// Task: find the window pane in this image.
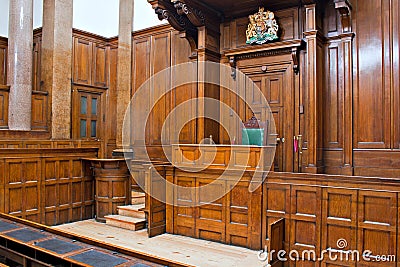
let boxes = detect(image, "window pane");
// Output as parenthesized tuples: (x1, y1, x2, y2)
(91, 98, 97, 115)
(91, 120, 97, 137)
(80, 96, 87, 115)
(80, 119, 87, 138)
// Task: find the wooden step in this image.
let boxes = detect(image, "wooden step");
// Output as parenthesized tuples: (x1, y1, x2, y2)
(131, 191, 145, 205)
(118, 204, 145, 219)
(105, 215, 146, 231)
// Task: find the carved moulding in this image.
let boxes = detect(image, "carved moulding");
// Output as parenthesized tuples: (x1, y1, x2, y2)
(225, 39, 305, 79)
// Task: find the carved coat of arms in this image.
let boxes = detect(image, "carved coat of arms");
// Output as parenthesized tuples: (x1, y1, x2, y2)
(246, 7, 279, 45)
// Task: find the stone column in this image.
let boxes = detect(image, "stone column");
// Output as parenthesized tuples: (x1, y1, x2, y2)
(116, 0, 134, 147)
(7, 0, 34, 130)
(41, 0, 73, 139)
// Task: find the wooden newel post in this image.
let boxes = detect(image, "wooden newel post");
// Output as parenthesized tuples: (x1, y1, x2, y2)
(85, 159, 131, 222)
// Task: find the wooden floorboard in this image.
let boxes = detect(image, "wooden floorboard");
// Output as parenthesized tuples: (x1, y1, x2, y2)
(53, 220, 262, 267)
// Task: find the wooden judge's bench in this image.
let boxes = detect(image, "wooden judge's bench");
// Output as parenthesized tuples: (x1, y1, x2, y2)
(139, 144, 275, 250)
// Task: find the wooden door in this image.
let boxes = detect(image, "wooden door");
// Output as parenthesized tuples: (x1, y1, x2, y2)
(145, 164, 167, 237)
(245, 63, 294, 172)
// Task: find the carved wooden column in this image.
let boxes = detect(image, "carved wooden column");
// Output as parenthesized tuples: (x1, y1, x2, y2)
(304, 4, 324, 173)
(7, 0, 34, 130)
(41, 0, 73, 138)
(116, 0, 134, 147)
(335, 0, 354, 175)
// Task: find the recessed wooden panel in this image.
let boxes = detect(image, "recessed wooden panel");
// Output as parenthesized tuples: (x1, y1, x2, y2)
(93, 44, 108, 87)
(266, 187, 287, 213)
(327, 193, 352, 219)
(296, 190, 317, 215)
(74, 39, 92, 85)
(0, 89, 9, 128)
(0, 44, 7, 85)
(354, 0, 391, 148)
(359, 193, 396, 226)
(133, 37, 150, 93)
(324, 43, 340, 147)
(171, 32, 196, 144)
(149, 32, 171, 145)
(32, 38, 41, 91)
(295, 220, 316, 246)
(266, 76, 283, 105)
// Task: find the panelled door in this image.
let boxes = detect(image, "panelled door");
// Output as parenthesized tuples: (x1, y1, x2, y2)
(240, 61, 295, 172)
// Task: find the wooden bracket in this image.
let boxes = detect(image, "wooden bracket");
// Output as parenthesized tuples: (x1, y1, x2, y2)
(291, 47, 300, 74)
(229, 56, 236, 79)
(334, 0, 352, 33)
(152, 0, 199, 56)
(172, 0, 205, 27)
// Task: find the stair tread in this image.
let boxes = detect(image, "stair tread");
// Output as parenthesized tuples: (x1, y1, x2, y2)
(105, 215, 146, 223)
(118, 204, 145, 211)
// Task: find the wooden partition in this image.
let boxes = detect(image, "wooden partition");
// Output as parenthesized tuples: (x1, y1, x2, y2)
(0, 148, 98, 226)
(264, 172, 400, 266)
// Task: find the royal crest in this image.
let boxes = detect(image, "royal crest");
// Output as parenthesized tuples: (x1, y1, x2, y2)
(246, 7, 279, 45)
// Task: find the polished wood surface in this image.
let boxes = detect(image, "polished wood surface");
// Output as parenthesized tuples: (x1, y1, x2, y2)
(172, 144, 275, 171)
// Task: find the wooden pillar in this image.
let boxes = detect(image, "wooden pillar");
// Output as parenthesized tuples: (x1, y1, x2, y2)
(335, 0, 354, 175)
(41, 0, 73, 139)
(196, 26, 221, 143)
(7, 0, 33, 130)
(304, 4, 324, 173)
(116, 0, 134, 147)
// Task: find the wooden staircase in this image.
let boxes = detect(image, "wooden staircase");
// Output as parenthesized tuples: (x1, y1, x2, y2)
(105, 190, 147, 231)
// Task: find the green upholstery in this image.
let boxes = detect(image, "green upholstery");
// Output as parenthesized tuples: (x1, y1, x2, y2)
(242, 128, 264, 146)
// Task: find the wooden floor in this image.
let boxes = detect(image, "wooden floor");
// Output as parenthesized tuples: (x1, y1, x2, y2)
(54, 220, 262, 267)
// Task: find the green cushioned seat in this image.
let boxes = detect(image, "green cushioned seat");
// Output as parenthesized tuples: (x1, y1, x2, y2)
(242, 128, 264, 146)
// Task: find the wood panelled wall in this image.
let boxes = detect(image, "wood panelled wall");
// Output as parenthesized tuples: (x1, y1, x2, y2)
(132, 25, 196, 160)
(0, 148, 97, 225)
(0, 30, 118, 157)
(71, 30, 118, 157)
(322, 0, 400, 177)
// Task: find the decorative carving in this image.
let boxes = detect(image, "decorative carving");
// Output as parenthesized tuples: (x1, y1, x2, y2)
(155, 7, 186, 31)
(334, 0, 352, 33)
(150, 0, 199, 55)
(236, 48, 292, 61)
(244, 115, 261, 129)
(291, 47, 299, 74)
(246, 8, 279, 45)
(172, 0, 205, 27)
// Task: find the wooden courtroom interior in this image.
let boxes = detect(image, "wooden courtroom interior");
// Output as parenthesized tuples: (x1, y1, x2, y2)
(0, 0, 400, 266)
